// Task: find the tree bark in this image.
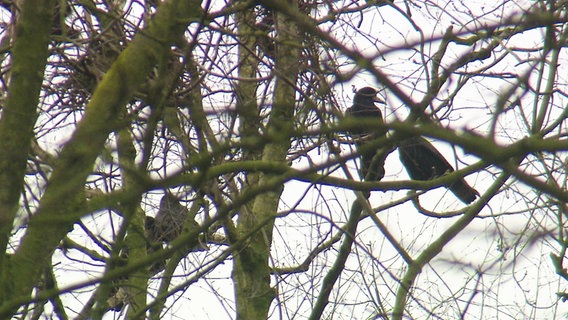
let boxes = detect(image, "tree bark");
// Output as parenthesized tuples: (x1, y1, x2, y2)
(232, 2, 302, 319)
(0, 0, 55, 304)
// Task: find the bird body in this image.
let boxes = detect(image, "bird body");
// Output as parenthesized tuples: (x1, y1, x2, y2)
(345, 87, 387, 181)
(110, 193, 190, 312)
(147, 193, 195, 243)
(398, 136, 479, 204)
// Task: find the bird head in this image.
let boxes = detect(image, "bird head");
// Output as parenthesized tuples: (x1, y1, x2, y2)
(354, 87, 385, 106)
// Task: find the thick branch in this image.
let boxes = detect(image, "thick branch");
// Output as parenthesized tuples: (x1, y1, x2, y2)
(391, 170, 510, 319)
(0, 0, 55, 281)
(308, 197, 364, 320)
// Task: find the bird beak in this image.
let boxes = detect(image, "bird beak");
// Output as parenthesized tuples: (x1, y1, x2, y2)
(374, 96, 386, 104)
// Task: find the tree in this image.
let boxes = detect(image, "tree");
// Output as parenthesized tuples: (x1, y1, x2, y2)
(1, 0, 567, 319)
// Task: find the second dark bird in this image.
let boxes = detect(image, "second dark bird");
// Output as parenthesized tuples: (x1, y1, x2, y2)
(398, 136, 479, 204)
(345, 87, 388, 181)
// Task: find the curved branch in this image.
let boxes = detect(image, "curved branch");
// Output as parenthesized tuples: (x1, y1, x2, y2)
(308, 196, 365, 320)
(391, 170, 511, 319)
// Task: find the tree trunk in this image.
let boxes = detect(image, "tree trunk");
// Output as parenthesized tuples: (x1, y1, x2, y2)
(0, 0, 55, 305)
(232, 2, 301, 318)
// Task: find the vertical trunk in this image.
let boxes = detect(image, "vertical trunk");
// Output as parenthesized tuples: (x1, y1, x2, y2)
(232, 6, 266, 318)
(233, 2, 301, 319)
(117, 129, 149, 320)
(0, 0, 54, 305)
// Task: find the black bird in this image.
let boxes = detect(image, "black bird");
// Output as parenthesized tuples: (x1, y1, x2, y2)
(345, 87, 388, 181)
(398, 136, 479, 204)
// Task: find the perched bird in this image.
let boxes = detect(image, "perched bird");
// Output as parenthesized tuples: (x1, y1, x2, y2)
(398, 136, 479, 204)
(345, 87, 388, 181)
(147, 193, 193, 243)
(109, 194, 199, 312)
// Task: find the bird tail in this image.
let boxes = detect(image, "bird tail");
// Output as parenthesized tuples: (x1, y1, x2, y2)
(448, 179, 479, 204)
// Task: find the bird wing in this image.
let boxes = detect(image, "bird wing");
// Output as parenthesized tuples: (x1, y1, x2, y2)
(399, 137, 453, 180)
(399, 136, 479, 204)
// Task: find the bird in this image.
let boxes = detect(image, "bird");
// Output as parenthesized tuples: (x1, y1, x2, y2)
(345, 87, 388, 181)
(109, 194, 199, 312)
(398, 136, 479, 204)
(146, 193, 194, 243)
